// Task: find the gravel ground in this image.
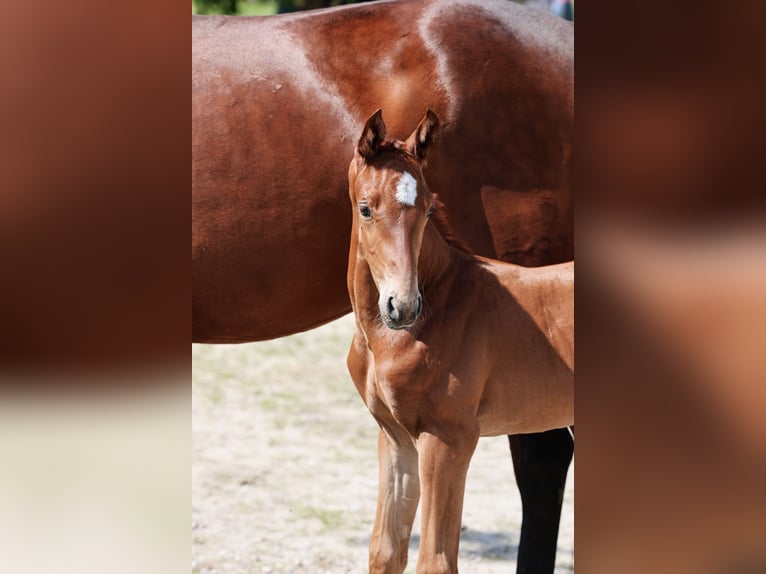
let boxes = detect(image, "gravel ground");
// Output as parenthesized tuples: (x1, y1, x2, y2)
(192, 314, 573, 573)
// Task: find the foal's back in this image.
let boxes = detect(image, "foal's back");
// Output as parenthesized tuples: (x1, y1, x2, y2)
(493, 260, 574, 369)
(466, 258, 574, 436)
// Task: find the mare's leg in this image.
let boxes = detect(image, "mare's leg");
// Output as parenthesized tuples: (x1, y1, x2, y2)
(369, 424, 420, 574)
(415, 427, 479, 574)
(509, 429, 573, 574)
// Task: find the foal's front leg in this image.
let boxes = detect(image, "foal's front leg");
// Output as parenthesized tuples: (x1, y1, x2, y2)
(415, 426, 479, 574)
(369, 424, 420, 574)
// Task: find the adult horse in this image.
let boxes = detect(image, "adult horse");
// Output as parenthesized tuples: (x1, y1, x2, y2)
(192, 1, 573, 571)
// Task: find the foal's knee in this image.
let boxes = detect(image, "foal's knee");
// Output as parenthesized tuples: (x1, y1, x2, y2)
(369, 538, 409, 574)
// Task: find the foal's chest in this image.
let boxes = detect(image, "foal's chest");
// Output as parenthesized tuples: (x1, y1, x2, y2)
(362, 339, 438, 430)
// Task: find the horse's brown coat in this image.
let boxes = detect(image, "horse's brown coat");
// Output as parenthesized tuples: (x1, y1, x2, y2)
(346, 111, 573, 574)
(192, 0, 573, 342)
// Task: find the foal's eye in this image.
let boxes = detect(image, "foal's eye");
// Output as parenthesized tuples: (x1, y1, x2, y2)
(427, 204, 435, 217)
(359, 204, 372, 220)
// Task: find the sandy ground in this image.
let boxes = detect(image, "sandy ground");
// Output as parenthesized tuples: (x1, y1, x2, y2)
(193, 314, 573, 573)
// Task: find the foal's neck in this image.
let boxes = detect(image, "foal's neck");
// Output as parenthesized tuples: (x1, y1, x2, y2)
(418, 221, 466, 292)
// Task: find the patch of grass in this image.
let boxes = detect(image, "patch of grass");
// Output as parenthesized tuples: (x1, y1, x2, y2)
(204, 384, 225, 405)
(239, 1, 278, 15)
(293, 504, 345, 529)
(192, 0, 277, 15)
(258, 397, 282, 413)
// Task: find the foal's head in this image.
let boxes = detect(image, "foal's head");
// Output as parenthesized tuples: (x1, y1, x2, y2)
(348, 109, 439, 330)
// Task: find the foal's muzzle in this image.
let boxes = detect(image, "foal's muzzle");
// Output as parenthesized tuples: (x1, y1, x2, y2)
(381, 291, 422, 330)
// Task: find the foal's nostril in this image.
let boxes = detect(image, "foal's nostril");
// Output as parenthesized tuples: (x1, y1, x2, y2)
(416, 295, 422, 316)
(387, 296, 398, 320)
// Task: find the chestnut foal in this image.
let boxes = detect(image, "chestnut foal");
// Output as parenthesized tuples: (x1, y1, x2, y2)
(346, 110, 574, 574)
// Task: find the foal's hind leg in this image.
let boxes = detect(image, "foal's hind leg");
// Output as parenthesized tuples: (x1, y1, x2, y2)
(369, 424, 420, 574)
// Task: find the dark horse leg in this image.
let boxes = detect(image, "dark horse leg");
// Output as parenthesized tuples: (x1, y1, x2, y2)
(510, 428, 573, 574)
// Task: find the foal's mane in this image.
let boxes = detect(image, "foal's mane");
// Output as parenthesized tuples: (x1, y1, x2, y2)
(429, 195, 473, 254)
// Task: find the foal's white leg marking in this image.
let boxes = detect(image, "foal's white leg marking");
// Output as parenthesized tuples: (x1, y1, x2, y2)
(395, 172, 418, 206)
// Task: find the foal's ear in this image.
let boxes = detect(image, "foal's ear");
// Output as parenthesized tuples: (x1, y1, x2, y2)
(357, 109, 388, 160)
(406, 109, 439, 161)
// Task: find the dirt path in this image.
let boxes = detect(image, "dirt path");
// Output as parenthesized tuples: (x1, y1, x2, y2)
(193, 314, 573, 573)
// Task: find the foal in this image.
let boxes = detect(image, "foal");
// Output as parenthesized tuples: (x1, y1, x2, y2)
(346, 110, 573, 574)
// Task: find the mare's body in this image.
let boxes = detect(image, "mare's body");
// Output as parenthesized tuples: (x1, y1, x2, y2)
(192, 3, 573, 571)
(346, 111, 574, 573)
(192, 0, 573, 342)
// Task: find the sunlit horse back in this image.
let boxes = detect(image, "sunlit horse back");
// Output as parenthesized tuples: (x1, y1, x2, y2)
(346, 110, 574, 574)
(192, 0, 572, 342)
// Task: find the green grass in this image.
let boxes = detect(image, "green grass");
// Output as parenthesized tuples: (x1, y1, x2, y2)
(239, 0, 277, 15)
(293, 504, 345, 529)
(192, 0, 277, 15)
